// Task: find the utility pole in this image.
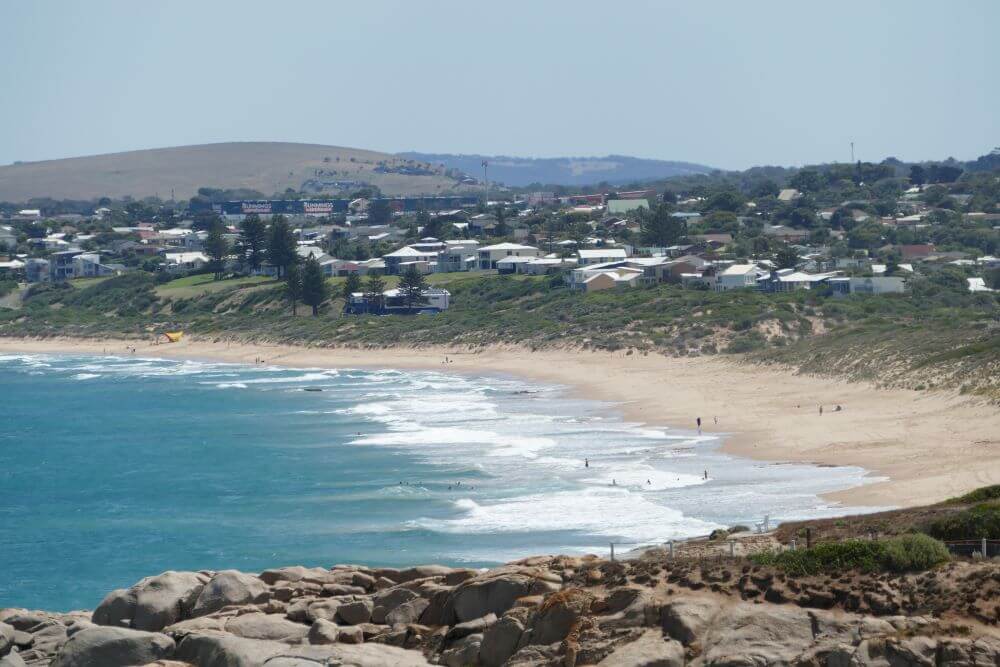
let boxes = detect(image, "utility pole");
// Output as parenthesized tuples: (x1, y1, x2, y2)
(482, 160, 489, 206)
(850, 142, 855, 163)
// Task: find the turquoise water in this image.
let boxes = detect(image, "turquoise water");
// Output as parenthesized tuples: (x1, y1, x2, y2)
(0, 353, 880, 611)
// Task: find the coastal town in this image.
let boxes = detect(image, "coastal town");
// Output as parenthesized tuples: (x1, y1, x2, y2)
(2, 152, 999, 316)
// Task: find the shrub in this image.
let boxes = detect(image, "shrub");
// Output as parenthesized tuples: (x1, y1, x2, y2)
(751, 540, 885, 576)
(927, 504, 1000, 540)
(881, 534, 950, 572)
(751, 535, 949, 576)
(951, 485, 1000, 505)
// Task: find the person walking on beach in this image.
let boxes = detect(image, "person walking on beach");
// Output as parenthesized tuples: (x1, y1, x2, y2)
(819, 405, 823, 416)
(584, 458, 589, 468)
(703, 469, 708, 480)
(696, 416, 702, 434)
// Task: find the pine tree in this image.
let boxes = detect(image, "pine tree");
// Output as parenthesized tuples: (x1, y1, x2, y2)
(266, 215, 298, 278)
(343, 272, 362, 303)
(285, 263, 303, 315)
(301, 256, 329, 316)
(204, 221, 229, 280)
(398, 264, 428, 309)
(363, 273, 386, 314)
(238, 214, 267, 274)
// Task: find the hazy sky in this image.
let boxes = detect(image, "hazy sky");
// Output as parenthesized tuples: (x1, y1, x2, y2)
(1, 1, 997, 170)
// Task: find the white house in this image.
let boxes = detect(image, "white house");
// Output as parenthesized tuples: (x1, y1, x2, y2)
(383, 246, 440, 274)
(577, 248, 628, 266)
(163, 251, 209, 273)
(829, 276, 907, 295)
(716, 264, 767, 291)
(967, 277, 995, 293)
(477, 243, 542, 270)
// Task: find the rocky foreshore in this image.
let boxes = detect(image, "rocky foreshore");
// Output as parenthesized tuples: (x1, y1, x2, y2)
(4, 554, 1000, 667)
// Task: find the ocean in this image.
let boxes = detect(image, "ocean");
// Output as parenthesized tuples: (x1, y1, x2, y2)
(0, 353, 880, 611)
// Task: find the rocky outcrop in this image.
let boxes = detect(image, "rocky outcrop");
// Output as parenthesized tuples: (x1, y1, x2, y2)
(8, 555, 1000, 666)
(50, 626, 174, 667)
(92, 571, 209, 631)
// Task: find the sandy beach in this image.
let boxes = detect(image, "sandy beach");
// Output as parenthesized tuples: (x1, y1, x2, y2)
(3, 335, 998, 509)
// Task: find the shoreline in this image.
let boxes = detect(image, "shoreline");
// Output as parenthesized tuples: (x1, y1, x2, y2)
(2, 335, 999, 508)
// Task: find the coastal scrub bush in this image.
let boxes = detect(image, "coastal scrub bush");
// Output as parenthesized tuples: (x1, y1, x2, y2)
(751, 540, 885, 576)
(927, 504, 1000, 540)
(951, 485, 1000, 504)
(751, 535, 950, 576)
(881, 534, 951, 572)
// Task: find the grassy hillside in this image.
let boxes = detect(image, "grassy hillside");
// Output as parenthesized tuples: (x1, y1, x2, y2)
(0, 142, 474, 200)
(3, 271, 998, 400)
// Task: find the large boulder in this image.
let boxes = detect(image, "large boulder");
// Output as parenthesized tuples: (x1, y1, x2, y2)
(93, 571, 208, 631)
(479, 614, 525, 667)
(659, 596, 720, 645)
(223, 613, 309, 643)
(306, 618, 340, 645)
(697, 603, 822, 665)
(175, 631, 430, 667)
(371, 588, 421, 625)
(385, 599, 430, 627)
(442, 566, 561, 625)
(336, 599, 373, 625)
(0, 650, 26, 667)
(528, 589, 593, 646)
(50, 626, 174, 667)
(257, 566, 329, 586)
(0, 622, 13, 657)
(595, 629, 684, 667)
(191, 571, 269, 618)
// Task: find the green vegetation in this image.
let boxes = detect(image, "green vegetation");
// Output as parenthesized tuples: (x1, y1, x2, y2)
(950, 485, 1000, 505)
(752, 534, 950, 575)
(3, 267, 997, 399)
(928, 504, 1000, 540)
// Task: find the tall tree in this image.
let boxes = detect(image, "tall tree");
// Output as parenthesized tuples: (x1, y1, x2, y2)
(398, 264, 428, 309)
(204, 221, 229, 280)
(368, 199, 393, 225)
(494, 204, 509, 237)
(638, 204, 686, 246)
(363, 273, 386, 314)
(266, 215, 298, 278)
(285, 263, 302, 315)
(300, 255, 329, 316)
(238, 214, 267, 274)
(342, 272, 362, 304)
(774, 244, 799, 269)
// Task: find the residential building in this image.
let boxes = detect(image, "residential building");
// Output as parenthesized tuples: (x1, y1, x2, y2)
(715, 264, 767, 291)
(762, 225, 810, 243)
(346, 287, 451, 314)
(0, 258, 25, 279)
(477, 243, 542, 270)
(967, 278, 995, 293)
(163, 252, 209, 274)
(383, 246, 440, 274)
(606, 199, 649, 215)
(25, 258, 51, 283)
(829, 276, 907, 295)
(777, 188, 801, 202)
(518, 257, 578, 275)
(577, 248, 627, 266)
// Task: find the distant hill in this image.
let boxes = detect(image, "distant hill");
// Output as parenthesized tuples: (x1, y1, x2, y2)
(398, 152, 713, 188)
(0, 142, 474, 201)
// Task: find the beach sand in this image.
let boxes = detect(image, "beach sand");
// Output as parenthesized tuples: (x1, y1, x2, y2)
(3, 336, 998, 509)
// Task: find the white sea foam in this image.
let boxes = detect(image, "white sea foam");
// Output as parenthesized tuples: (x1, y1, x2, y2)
(413, 488, 720, 543)
(72, 373, 101, 380)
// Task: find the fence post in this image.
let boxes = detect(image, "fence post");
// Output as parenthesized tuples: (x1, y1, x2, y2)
(790, 538, 796, 551)
(610, 543, 615, 562)
(983, 538, 988, 559)
(806, 528, 812, 550)
(729, 539, 735, 557)
(669, 540, 674, 558)
(764, 514, 770, 532)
